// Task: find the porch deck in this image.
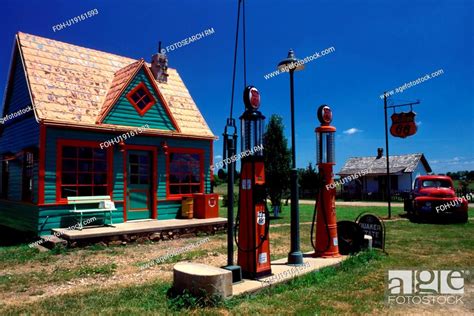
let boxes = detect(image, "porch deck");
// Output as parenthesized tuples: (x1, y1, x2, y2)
(52, 217, 227, 241)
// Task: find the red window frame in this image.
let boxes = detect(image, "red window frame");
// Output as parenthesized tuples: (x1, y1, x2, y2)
(56, 140, 113, 203)
(166, 148, 205, 199)
(126, 82, 156, 116)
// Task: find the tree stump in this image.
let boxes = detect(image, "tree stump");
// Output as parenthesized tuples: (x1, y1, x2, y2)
(173, 262, 232, 298)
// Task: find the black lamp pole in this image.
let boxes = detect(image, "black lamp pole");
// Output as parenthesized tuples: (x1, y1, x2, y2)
(383, 93, 392, 219)
(278, 49, 304, 265)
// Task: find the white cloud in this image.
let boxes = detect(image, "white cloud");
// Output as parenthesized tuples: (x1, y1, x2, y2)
(416, 121, 422, 126)
(430, 157, 469, 165)
(214, 155, 222, 160)
(343, 128, 362, 135)
(430, 157, 474, 173)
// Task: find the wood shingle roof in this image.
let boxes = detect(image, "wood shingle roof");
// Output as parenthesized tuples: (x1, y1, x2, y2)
(15, 32, 215, 138)
(338, 153, 432, 176)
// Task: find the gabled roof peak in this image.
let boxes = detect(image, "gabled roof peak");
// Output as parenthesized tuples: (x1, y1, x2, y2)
(13, 32, 214, 138)
(97, 59, 179, 131)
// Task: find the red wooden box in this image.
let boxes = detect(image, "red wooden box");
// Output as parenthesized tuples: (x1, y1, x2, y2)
(193, 193, 219, 219)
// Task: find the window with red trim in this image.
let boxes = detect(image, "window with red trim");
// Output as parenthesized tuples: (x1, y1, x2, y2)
(168, 153, 202, 195)
(126, 82, 156, 116)
(60, 146, 108, 198)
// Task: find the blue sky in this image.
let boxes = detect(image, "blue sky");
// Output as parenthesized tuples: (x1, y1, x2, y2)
(0, 0, 473, 173)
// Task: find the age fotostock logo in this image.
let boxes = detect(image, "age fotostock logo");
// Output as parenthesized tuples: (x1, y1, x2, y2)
(387, 269, 468, 305)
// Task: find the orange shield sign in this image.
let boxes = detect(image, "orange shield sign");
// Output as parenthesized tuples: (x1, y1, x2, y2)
(390, 111, 417, 138)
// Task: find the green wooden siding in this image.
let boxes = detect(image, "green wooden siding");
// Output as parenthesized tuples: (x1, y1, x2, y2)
(0, 200, 38, 233)
(41, 127, 211, 230)
(103, 69, 176, 131)
(38, 204, 124, 236)
(7, 160, 22, 201)
(0, 115, 38, 155)
(0, 159, 38, 203)
(0, 52, 40, 234)
(158, 200, 182, 220)
(1, 51, 32, 116)
(0, 53, 39, 155)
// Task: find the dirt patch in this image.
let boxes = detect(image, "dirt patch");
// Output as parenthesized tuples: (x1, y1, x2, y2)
(0, 234, 230, 307)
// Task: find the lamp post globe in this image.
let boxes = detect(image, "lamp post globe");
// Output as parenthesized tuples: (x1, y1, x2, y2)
(277, 49, 305, 73)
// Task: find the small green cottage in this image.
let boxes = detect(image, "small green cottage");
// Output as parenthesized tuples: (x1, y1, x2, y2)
(0, 32, 216, 235)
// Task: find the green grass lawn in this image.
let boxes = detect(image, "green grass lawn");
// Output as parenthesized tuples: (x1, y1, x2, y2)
(0, 205, 472, 315)
(213, 183, 239, 196)
(219, 203, 405, 224)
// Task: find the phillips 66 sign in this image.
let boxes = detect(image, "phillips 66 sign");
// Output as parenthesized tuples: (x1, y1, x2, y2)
(390, 111, 417, 138)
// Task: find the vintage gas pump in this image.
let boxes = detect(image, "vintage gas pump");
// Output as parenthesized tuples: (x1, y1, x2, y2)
(312, 105, 341, 258)
(235, 86, 272, 279)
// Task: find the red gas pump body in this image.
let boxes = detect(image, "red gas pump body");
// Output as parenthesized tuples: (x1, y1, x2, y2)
(314, 163, 341, 257)
(237, 86, 271, 279)
(313, 106, 341, 258)
(238, 156, 272, 278)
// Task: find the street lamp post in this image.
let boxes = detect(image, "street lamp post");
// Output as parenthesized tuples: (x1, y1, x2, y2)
(278, 49, 304, 265)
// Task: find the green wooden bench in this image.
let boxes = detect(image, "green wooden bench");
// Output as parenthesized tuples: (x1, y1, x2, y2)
(67, 196, 117, 230)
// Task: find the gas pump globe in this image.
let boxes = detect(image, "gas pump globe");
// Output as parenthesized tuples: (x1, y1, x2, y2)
(240, 87, 264, 154)
(236, 86, 272, 279)
(313, 105, 341, 258)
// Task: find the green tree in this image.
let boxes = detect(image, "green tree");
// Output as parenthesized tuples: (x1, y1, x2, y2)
(299, 162, 319, 198)
(263, 115, 291, 213)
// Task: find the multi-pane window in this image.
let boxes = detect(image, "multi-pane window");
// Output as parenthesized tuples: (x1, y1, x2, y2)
(129, 153, 150, 185)
(22, 152, 34, 202)
(126, 82, 156, 115)
(168, 152, 202, 195)
(60, 146, 108, 199)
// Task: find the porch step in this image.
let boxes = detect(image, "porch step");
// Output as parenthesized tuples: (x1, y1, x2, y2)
(32, 244, 50, 252)
(40, 235, 68, 249)
(52, 218, 227, 247)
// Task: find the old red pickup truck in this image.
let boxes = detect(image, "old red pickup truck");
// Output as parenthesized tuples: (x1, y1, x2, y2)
(404, 175, 469, 223)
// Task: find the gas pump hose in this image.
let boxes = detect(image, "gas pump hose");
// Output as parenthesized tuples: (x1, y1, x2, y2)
(234, 180, 270, 252)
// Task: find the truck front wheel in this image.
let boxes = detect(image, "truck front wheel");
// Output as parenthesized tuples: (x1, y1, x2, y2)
(459, 212, 468, 223)
(404, 199, 414, 218)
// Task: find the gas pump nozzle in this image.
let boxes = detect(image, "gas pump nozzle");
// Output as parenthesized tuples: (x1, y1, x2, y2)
(222, 118, 237, 170)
